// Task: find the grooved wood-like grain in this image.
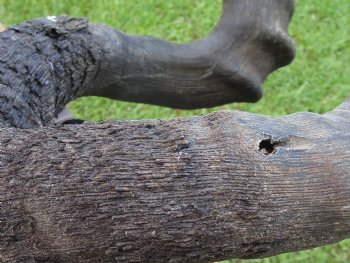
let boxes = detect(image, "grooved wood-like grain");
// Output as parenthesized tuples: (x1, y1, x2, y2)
(1, 105, 350, 262)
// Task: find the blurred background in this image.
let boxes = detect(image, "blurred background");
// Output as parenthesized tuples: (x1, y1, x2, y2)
(0, 0, 350, 262)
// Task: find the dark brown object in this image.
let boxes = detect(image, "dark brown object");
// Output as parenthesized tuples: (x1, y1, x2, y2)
(1, 99, 350, 262)
(0, 0, 295, 128)
(3, 0, 347, 262)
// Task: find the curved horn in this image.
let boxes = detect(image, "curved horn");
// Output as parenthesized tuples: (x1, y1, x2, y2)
(88, 0, 295, 108)
(0, 0, 295, 128)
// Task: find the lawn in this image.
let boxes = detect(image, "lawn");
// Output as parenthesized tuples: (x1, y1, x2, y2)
(1, 0, 349, 262)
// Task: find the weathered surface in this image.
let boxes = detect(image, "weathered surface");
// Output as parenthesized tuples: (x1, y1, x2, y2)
(88, 0, 295, 108)
(0, 17, 101, 128)
(0, 0, 295, 128)
(3, 0, 348, 262)
(1, 98, 350, 262)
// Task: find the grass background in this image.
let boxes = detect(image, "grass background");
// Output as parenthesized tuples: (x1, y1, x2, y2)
(0, 0, 349, 262)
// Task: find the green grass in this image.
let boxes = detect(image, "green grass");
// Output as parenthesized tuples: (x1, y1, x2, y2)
(1, 0, 350, 262)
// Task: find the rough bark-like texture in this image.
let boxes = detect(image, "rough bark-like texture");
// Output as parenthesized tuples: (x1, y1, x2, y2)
(0, 0, 295, 128)
(0, 17, 101, 128)
(1, 98, 350, 262)
(2, 0, 346, 262)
